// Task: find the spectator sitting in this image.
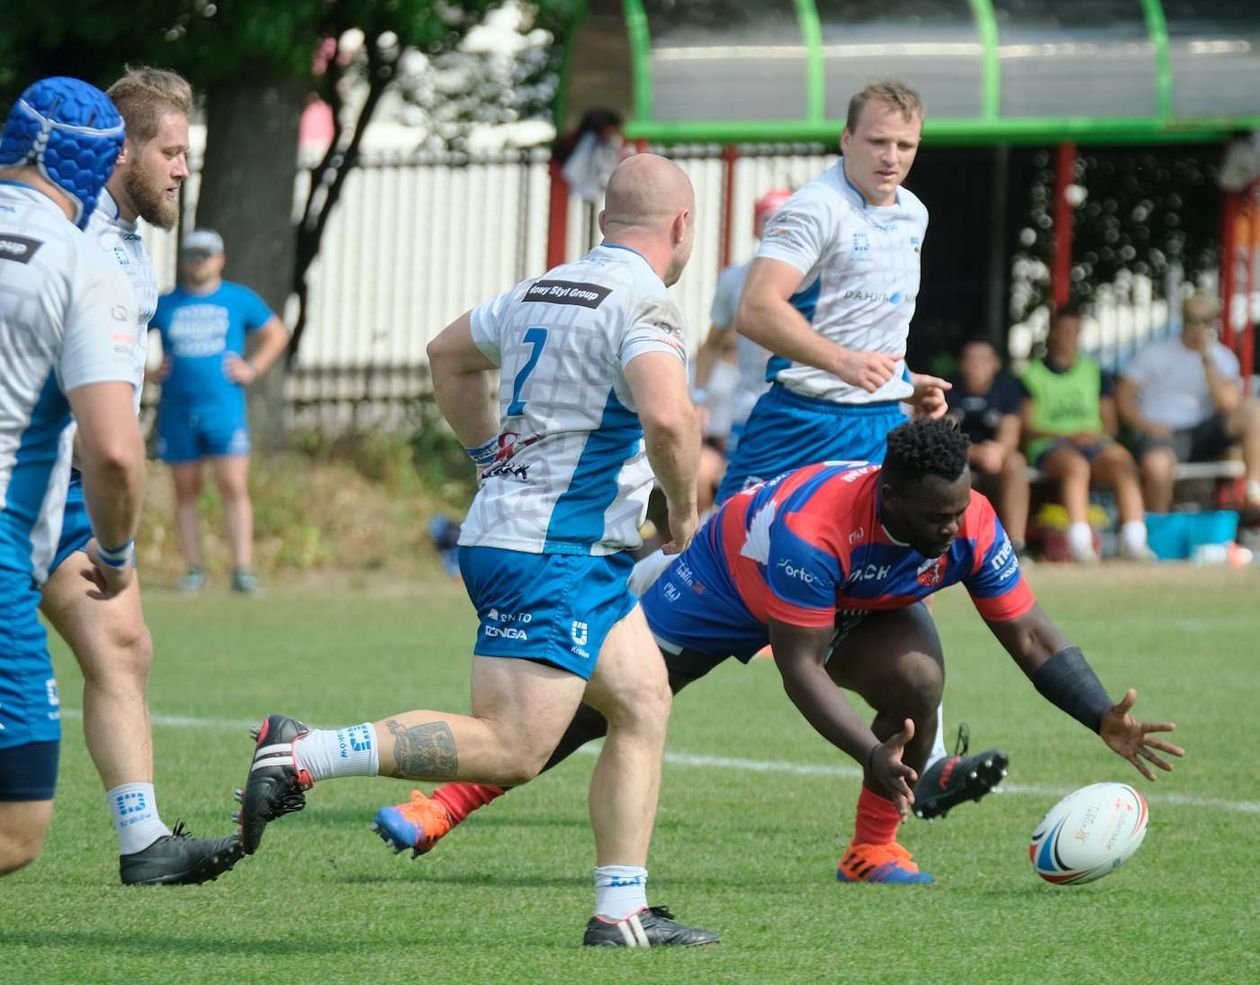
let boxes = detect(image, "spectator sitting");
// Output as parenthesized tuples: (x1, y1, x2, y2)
(1115, 291, 1260, 513)
(945, 337, 1030, 556)
(1019, 305, 1153, 563)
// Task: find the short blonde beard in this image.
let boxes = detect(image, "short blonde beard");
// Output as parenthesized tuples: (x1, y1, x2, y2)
(123, 159, 178, 230)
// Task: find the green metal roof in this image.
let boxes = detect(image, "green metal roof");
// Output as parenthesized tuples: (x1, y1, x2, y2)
(560, 0, 1260, 145)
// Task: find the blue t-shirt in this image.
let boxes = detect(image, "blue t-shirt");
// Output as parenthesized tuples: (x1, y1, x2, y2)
(150, 282, 273, 415)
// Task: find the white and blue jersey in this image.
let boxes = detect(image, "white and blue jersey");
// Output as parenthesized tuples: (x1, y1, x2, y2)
(0, 182, 138, 582)
(716, 161, 927, 503)
(51, 191, 159, 572)
(459, 244, 688, 557)
(0, 181, 137, 755)
(457, 244, 688, 678)
(87, 190, 157, 400)
(754, 158, 927, 404)
(709, 260, 771, 432)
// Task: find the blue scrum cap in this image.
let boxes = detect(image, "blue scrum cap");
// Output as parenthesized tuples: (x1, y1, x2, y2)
(0, 77, 126, 229)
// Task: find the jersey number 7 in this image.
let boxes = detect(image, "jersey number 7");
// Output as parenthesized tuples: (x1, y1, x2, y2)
(506, 326, 548, 417)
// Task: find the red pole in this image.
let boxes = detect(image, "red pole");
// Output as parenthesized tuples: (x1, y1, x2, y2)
(1051, 142, 1077, 311)
(1221, 187, 1239, 349)
(720, 144, 738, 270)
(1242, 189, 1256, 382)
(546, 158, 569, 271)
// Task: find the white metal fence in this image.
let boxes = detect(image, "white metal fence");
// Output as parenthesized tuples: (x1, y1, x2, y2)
(142, 144, 1253, 429)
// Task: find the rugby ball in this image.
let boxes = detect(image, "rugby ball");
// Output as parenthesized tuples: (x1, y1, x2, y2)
(1029, 782, 1148, 885)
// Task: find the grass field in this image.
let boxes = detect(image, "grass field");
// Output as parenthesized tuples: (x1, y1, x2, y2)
(5, 564, 1258, 985)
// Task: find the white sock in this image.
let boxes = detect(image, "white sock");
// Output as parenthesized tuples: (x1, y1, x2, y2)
(925, 700, 948, 771)
(295, 724, 380, 782)
(594, 865, 648, 920)
(1068, 522, 1095, 556)
(1120, 521, 1148, 553)
(107, 782, 171, 855)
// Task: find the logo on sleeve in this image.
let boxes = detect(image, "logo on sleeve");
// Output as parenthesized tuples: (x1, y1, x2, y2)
(523, 279, 611, 309)
(0, 234, 42, 264)
(916, 555, 947, 588)
(776, 558, 818, 585)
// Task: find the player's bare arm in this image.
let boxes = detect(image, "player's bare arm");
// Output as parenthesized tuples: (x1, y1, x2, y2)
(768, 618, 917, 816)
(736, 257, 899, 392)
(427, 310, 500, 449)
(67, 380, 146, 595)
(625, 350, 701, 553)
(985, 605, 1184, 780)
(227, 314, 290, 384)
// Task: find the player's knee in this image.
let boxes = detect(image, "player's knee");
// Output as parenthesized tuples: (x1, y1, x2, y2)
(107, 618, 152, 673)
(0, 822, 48, 876)
(496, 763, 540, 787)
(892, 652, 944, 716)
(602, 666, 672, 733)
(496, 749, 552, 787)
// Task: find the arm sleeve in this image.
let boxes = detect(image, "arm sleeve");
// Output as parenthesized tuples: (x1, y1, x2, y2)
(996, 374, 1024, 415)
(60, 262, 140, 393)
(754, 193, 835, 277)
(1119, 346, 1154, 387)
(240, 286, 277, 331)
(961, 499, 1036, 621)
(1212, 344, 1242, 381)
(149, 293, 169, 332)
(620, 294, 688, 370)
(468, 290, 510, 366)
(761, 512, 843, 629)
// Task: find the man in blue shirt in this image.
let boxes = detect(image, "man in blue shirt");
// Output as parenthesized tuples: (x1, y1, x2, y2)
(149, 229, 290, 594)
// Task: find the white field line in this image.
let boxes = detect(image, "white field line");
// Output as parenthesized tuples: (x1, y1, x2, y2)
(60, 708, 1260, 816)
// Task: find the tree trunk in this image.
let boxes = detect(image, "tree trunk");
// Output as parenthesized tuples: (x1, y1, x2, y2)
(198, 68, 306, 453)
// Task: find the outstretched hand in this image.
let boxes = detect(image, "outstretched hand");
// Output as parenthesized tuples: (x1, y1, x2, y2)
(866, 718, 919, 819)
(1099, 688, 1185, 781)
(909, 372, 952, 419)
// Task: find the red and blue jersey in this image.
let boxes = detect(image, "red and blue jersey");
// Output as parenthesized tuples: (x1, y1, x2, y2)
(642, 461, 1035, 660)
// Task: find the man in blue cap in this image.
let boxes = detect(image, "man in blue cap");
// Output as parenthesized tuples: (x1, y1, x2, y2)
(0, 77, 146, 877)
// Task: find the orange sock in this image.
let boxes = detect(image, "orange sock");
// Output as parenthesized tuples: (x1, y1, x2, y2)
(432, 783, 505, 824)
(853, 785, 901, 845)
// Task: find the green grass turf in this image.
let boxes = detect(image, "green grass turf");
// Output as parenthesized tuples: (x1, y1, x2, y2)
(5, 565, 1257, 984)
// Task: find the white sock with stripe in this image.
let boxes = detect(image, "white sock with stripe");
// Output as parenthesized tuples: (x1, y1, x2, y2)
(291, 724, 380, 781)
(107, 782, 171, 856)
(594, 865, 648, 921)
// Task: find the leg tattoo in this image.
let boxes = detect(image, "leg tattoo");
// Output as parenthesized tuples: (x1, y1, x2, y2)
(384, 719, 458, 779)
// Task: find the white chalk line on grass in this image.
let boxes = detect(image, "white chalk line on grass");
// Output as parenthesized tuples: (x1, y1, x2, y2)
(59, 708, 1260, 816)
